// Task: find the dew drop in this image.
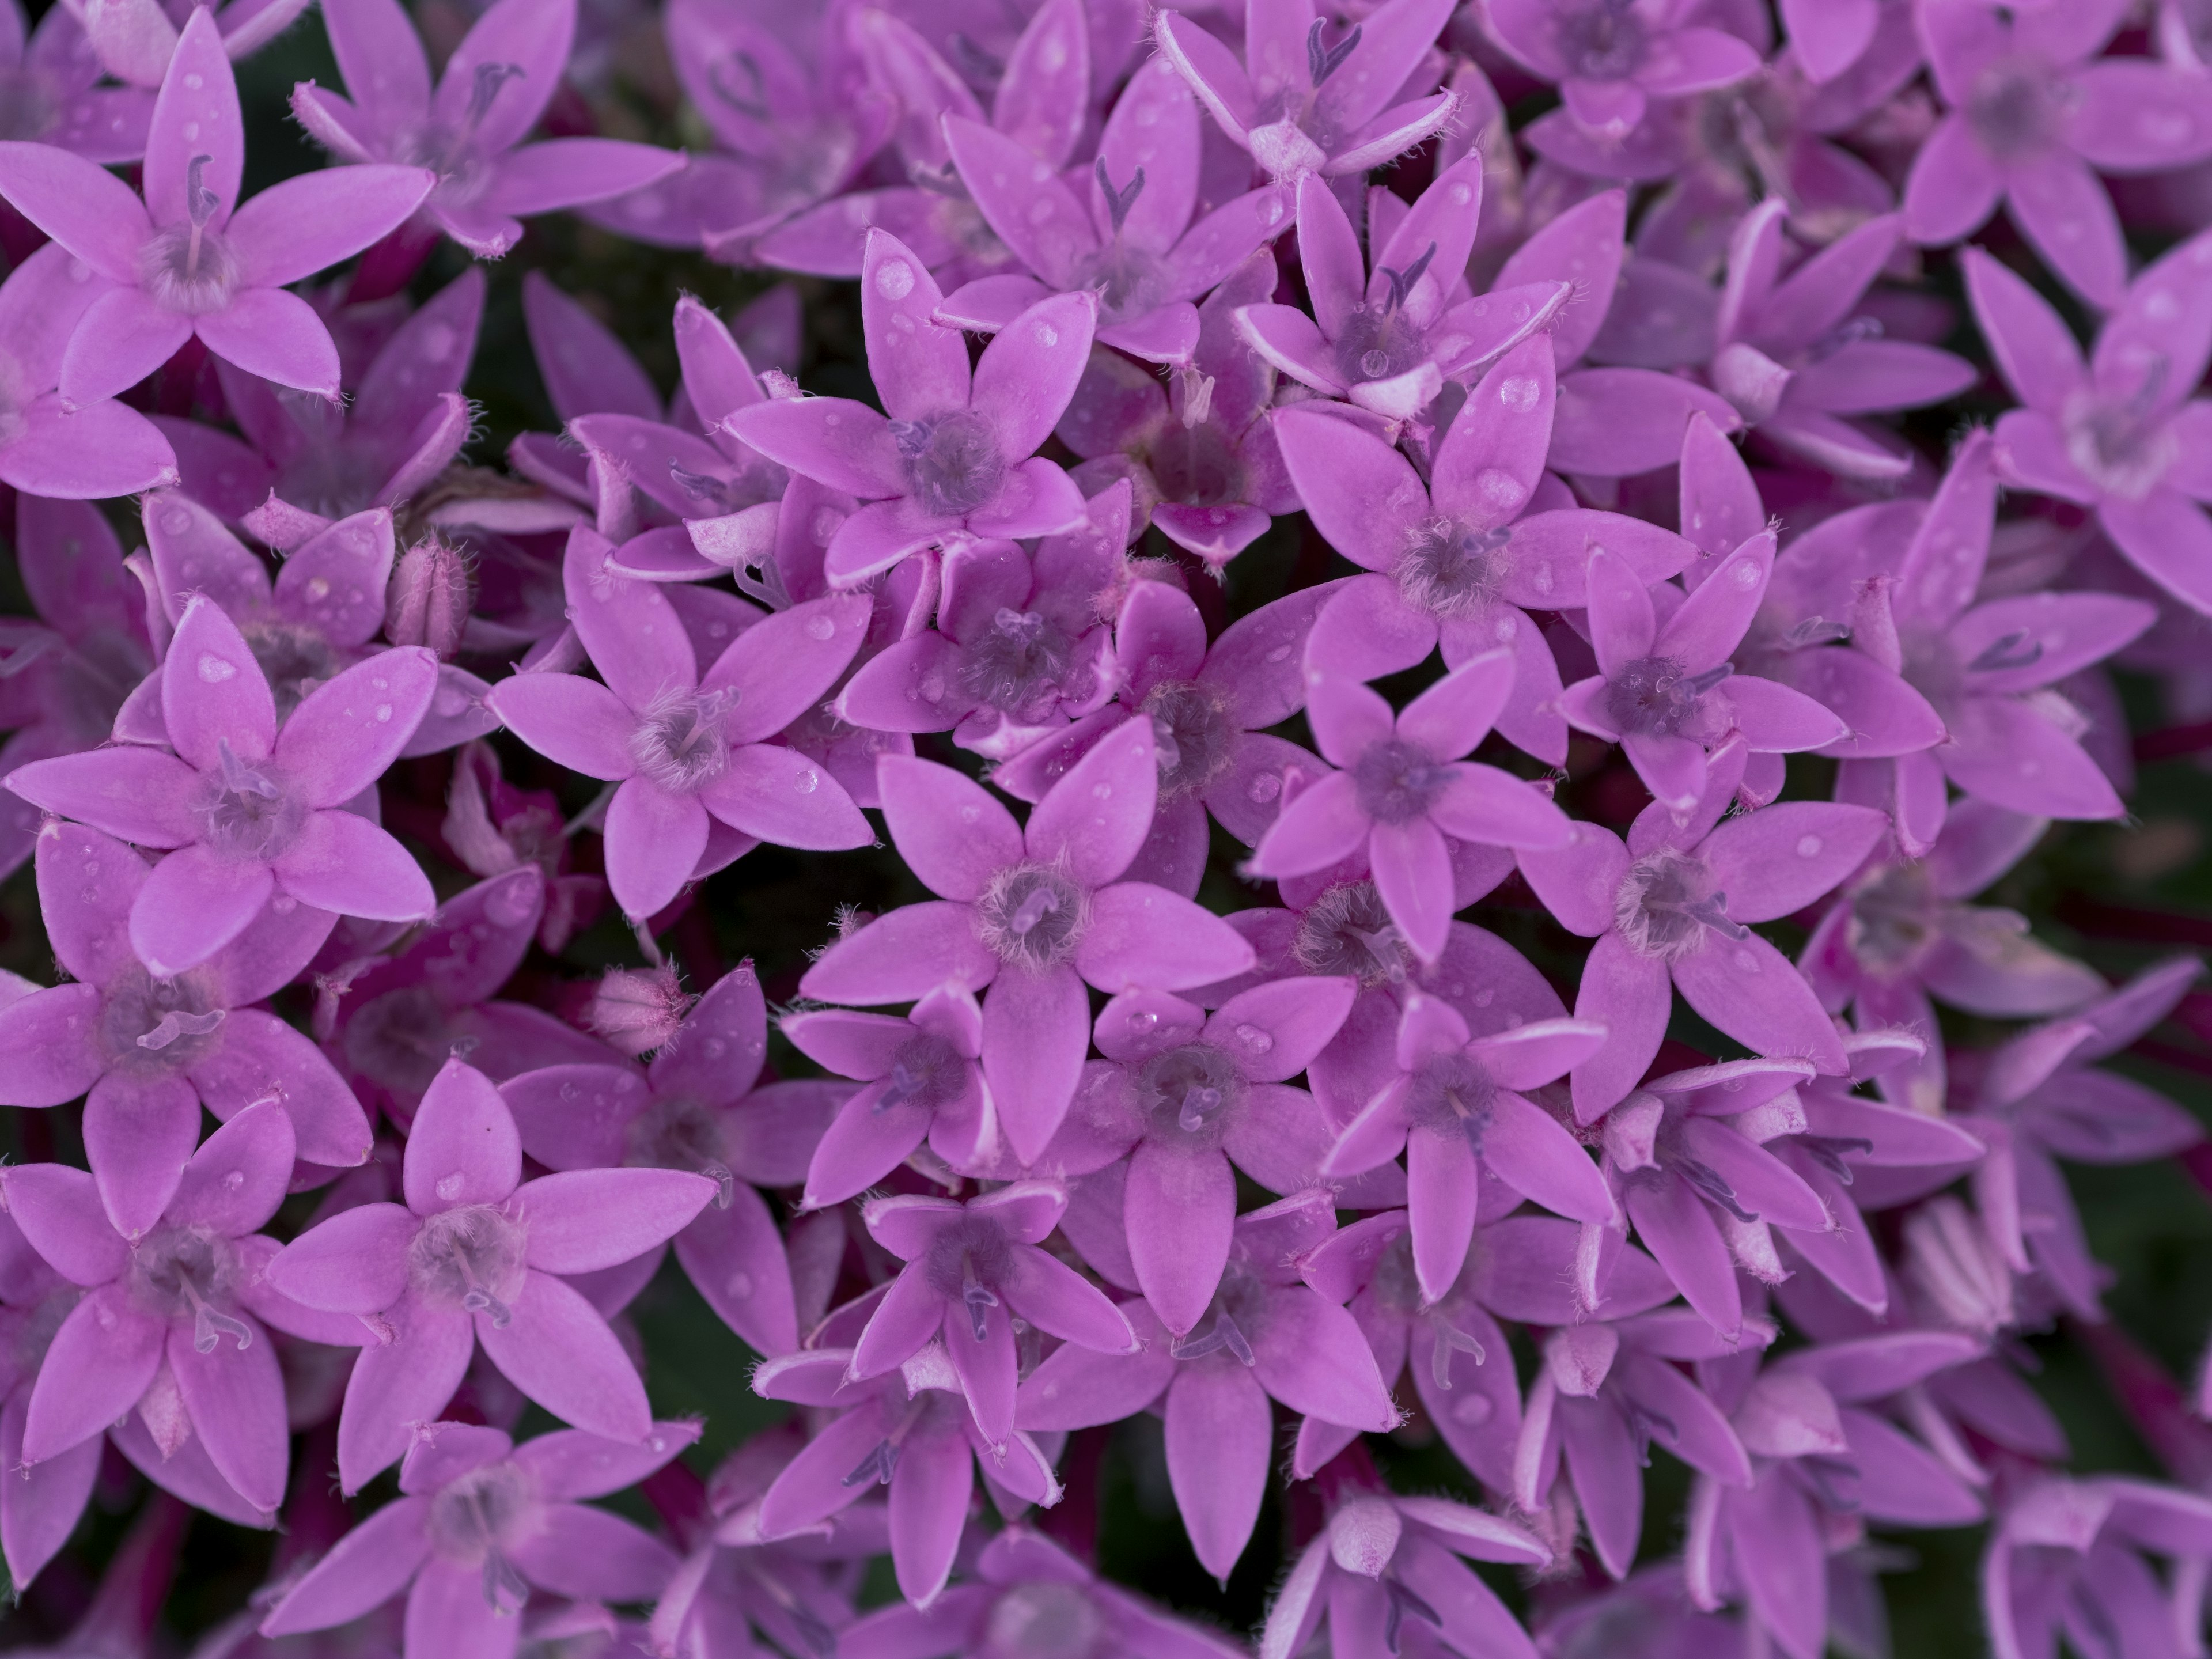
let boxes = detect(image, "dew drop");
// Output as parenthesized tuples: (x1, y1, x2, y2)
(873, 259, 915, 300)
(1036, 320, 1059, 347)
(1234, 1023, 1274, 1054)
(435, 1173, 464, 1201)
(1795, 835, 1822, 858)
(1265, 644, 1291, 664)
(794, 768, 819, 794)
(1452, 1392, 1493, 1425)
(726, 1272, 754, 1299)
(1248, 773, 1282, 804)
(197, 653, 236, 683)
(805, 613, 836, 641)
(374, 704, 393, 722)
(1498, 376, 1540, 411)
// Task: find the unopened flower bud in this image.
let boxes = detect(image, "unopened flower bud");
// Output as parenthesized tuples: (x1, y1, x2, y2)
(386, 535, 473, 660)
(584, 964, 696, 1059)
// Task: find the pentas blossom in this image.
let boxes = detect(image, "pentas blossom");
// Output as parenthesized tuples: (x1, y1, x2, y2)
(1982, 1478, 2212, 1659)
(1972, 231, 2212, 616)
(264, 1056, 717, 1490)
(294, 0, 685, 260)
(0, 0, 154, 163)
(728, 231, 1095, 585)
(5, 596, 439, 976)
(0, 9, 433, 401)
(1484, 0, 1763, 142)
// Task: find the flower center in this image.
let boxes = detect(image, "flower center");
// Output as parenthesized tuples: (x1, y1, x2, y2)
(243, 620, 351, 722)
(1141, 680, 1239, 799)
(411, 61, 525, 195)
(1169, 1267, 1267, 1359)
(277, 443, 392, 525)
(1134, 1043, 1245, 1147)
(891, 410, 1006, 520)
(923, 1217, 1016, 1342)
(1615, 847, 1743, 960)
(625, 1094, 736, 1209)
(982, 1582, 1108, 1659)
(1556, 0, 1647, 79)
(1334, 243, 1437, 384)
(427, 1461, 537, 1614)
(192, 740, 307, 862)
(1843, 863, 1938, 976)
(99, 965, 226, 1075)
(1404, 1050, 1496, 1142)
(628, 686, 738, 794)
(956, 607, 1092, 724)
(1147, 417, 1241, 508)
(1604, 655, 1733, 738)
(128, 1226, 253, 1351)
(137, 153, 238, 314)
(1294, 881, 1412, 987)
(1351, 737, 1451, 825)
(1399, 517, 1511, 620)
(1966, 58, 2066, 160)
(343, 985, 457, 1100)
(2061, 367, 2176, 502)
(407, 1203, 528, 1327)
(876, 1033, 967, 1116)
(975, 863, 1088, 971)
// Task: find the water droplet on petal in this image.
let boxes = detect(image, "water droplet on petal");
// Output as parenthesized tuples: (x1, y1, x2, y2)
(805, 613, 836, 641)
(1796, 835, 1822, 857)
(1234, 1023, 1273, 1054)
(873, 259, 915, 300)
(435, 1173, 464, 1201)
(197, 653, 236, 683)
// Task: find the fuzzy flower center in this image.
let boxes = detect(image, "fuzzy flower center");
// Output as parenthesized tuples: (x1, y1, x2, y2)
(193, 740, 306, 863)
(2061, 365, 2177, 502)
(129, 1226, 254, 1351)
(1351, 737, 1451, 825)
(243, 620, 350, 721)
(1075, 165, 1168, 323)
(1965, 58, 2067, 161)
(410, 61, 526, 201)
(981, 1582, 1108, 1659)
(1844, 863, 1938, 976)
(891, 410, 1006, 519)
(343, 985, 457, 1100)
(1334, 243, 1437, 384)
(975, 862, 1088, 971)
(137, 154, 237, 314)
(1399, 517, 1511, 620)
(1135, 1043, 1245, 1148)
(1169, 1265, 1267, 1358)
(1604, 655, 1733, 738)
(876, 1033, 968, 1116)
(427, 1461, 537, 1614)
(628, 685, 738, 794)
(1404, 1050, 1497, 1143)
(923, 1216, 1016, 1342)
(100, 964, 226, 1075)
(1615, 847, 1743, 961)
(408, 1203, 528, 1327)
(1556, 0, 1647, 80)
(1148, 417, 1241, 508)
(956, 607, 1091, 724)
(1142, 680, 1239, 799)
(1294, 881, 1412, 987)
(626, 1094, 736, 1209)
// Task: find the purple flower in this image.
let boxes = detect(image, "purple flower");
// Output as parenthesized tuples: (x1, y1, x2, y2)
(752, 1344, 1063, 1608)
(1559, 533, 1851, 814)
(1702, 202, 1976, 479)
(1323, 991, 1612, 1302)
(800, 720, 1255, 1162)
(1237, 161, 1570, 422)
(481, 528, 873, 921)
(1974, 231, 2212, 616)
(1075, 973, 1358, 1335)
(1906, 0, 2212, 305)
(0, 0, 154, 162)
(727, 230, 1096, 586)
(1486, 0, 1763, 141)
(847, 1183, 1135, 1448)
(264, 1056, 718, 1489)
(0, 1100, 304, 1517)
(784, 985, 994, 1210)
(1982, 1477, 2212, 1659)
(1017, 1191, 1402, 1581)
(292, 0, 685, 259)
(72, 0, 315, 89)
(0, 10, 433, 402)
(1278, 335, 1700, 764)
(839, 1526, 1250, 1659)
(502, 962, 849, 1355)
(1520, 772, 1887, 1120)
(1263, 1482, 1551, 1658)
(940, 55, 1291, 367)
(5, 595, 439, 977)
(0, 821, 369, 1234)
(1248, 652, 1574, 961)
(259, 1418, 694, 1645)
(1154, 0, 1458, 182)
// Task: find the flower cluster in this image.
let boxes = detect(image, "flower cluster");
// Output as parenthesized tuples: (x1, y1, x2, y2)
(2, 0, 2212, 1653)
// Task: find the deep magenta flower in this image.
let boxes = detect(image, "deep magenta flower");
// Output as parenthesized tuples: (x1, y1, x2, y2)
(293, 0, 685, 259)
(0, 1101, 304, 1518)
(1248, 652, 1574, 962)
(264, 1056, 717, 1490)
(1486, 0, 1763, 140)
(1982, 1478, 2212, 1659)
(1154, 0, 1458, 181)
(727, 230, 1096, 586)
(847, 1183, 1135, 1449)
(5, 596, 438, 977)
(0, 821, 368, 1234)
(260, 1418, 694, 1647)
(1972, 231, 2212, 616)
(1906, 0, 2212, 305)
(1519, 761, 1888, 1120)
(482, 528, 872, 921)
(800, 721, 1256, 1163)
(0, 9, 433, 402)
